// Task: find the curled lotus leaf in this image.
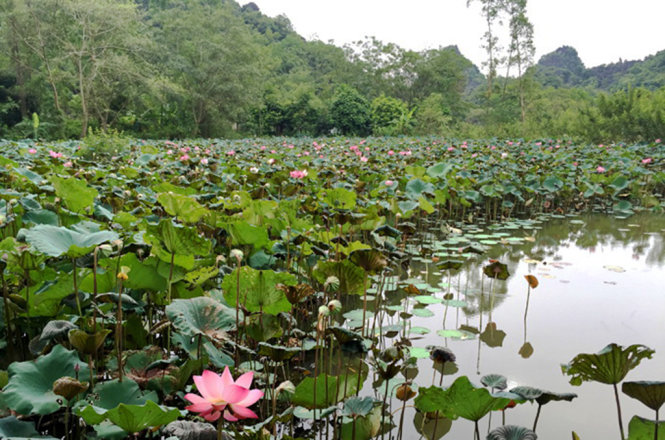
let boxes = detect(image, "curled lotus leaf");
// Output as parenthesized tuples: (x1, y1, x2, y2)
(562, 343, 655, 386)
(483, 261, 509, 280)
(350, 248, 388, 273)
(487, 425, 538, 440)
(622, 381, 665, 411)
(481, 374, 508, 391)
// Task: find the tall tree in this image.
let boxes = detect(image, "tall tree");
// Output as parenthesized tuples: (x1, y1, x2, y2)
(467, 0, 505, 98)
(504, 0, 535, 122)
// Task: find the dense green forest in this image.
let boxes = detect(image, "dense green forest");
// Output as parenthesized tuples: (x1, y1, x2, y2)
(0, 0, 663, 142)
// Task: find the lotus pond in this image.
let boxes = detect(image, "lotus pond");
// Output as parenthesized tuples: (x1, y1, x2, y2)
(0, 137, 663, 440)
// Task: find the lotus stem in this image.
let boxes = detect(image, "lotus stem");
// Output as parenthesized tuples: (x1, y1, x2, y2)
(655, 408, 659, 440)
(234, 257, 241, 365)
(116, 278, 124, 382)
(361, 272, 368, 337)
(533, 402, 542, 432)
(613, 383, 625, 440)
(1, 271, 13, 359)
(72, 258, 82, 316)
(381, 377, 389, 440)
(474, 420, 480, 440)
(166, 251, 175, 352)
(217, 416, 223, 440)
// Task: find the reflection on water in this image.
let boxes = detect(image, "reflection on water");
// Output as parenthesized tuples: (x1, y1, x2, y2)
(371, 213, 665, 439)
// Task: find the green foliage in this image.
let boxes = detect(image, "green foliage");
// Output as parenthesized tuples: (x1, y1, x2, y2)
(370, 94, 407, 135)
(331, 84, 371, 135)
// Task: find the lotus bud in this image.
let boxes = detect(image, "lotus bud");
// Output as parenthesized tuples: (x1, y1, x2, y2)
(98, 244, 113, 252)
(54, 197, 61, 203)
(327, 299, 342, 313)
(318, 305, 330, 317)
(216, 255, 226, 266)
(112, 239, 123, 250)
(230, 249, 243, 263)
(275, 380, 296, 397)
(324, 276, 340, 293)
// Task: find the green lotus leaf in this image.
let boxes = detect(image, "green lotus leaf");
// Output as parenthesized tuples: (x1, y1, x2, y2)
(341, 396, 378, 417)
(0, 416, 58, 440)
(483, 261, 510, 280)
(144, 219, 211, 265)
(39, 320, 78, 342)
(414, 376, 511, 421)
(22, 209, 59, 226)
(623, 381, 665, 411)
(257, 342, 300, 361)
(340, 405, 382, 440)
(165, 297, 236, 340)
(481, 374, 508, 391)
(487, 425, 538, 440)
(156, 192, 208, 223)
(350, 248, 388, 273)
(50, 175, 98, 213)
(627, 415, 665, 440)
(413, 411, 452, 440)
(561, 343, 655, 386)
(405, 178, 435, 198)
(320, 187, 357, 210)
(222, 266, 295, 315)
(313, 260, 365, 295)
(68, 329, 111, 355)
(510, 386, 544, 401)
(3, 344, 89, 415)
(535, 391, 577, 406)
(104, 400, 180, 433)
(427, 162, 454, 179)
(293, 373, 362, 409)
(76, 378, 158, 426)
(225, 221, 270, 250)
(18, 224, 119, 258)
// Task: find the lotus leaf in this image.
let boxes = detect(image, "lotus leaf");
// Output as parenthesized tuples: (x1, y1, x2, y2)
(165, 297, 236, 340)
(3, 344, 89, 415)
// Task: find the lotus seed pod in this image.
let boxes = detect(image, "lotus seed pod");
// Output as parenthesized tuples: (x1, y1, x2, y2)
(53, 377, 88, 400)
(318, 305, 330, 317)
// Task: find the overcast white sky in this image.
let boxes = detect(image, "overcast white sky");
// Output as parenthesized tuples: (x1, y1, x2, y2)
(239, 0, 665, 70)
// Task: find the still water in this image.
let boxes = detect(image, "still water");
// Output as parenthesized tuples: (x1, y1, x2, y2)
(366, 213, 665, 439)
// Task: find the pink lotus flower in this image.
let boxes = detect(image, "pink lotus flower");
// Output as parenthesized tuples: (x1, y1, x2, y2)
(180, 154, 189, 161)
(656, 139, 662, 143)
(596, 166, 606, 173)
(384, 180, 394, 186)
(185, 368, 263, 422)
(63, 161, 73, 168)
(642, 158, 652, 164)
(28, 148, 37, 154)
(290, 170, 308, 179)
(227, 150, 235, 156)
(200, 158, 208, 165)
(360, 156, 368, 162)
(49, 150, 63, 159)
(388, 150, 395, 156)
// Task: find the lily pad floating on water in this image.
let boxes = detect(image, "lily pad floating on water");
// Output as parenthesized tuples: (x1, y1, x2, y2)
(437, 329, 476, 340)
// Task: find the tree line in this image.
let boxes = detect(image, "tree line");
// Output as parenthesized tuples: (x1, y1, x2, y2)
(0, 0, 662, 142)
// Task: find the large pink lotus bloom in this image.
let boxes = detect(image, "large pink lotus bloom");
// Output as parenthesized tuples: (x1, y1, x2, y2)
(642, 158, 652, 164)
(185, 368, 263, 422)
(596, 166, 606, 173)
(28, 148, 37, 154)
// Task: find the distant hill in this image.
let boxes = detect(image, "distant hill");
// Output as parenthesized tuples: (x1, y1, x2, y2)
(533, 46, 665, 91)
